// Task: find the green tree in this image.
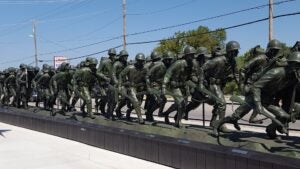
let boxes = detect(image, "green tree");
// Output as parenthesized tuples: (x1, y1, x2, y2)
(155, 26, 226, 54)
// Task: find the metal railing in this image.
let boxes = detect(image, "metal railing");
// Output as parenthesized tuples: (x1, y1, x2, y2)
(65, 98, 300, 135)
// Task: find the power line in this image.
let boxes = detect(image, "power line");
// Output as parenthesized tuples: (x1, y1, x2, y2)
(54, 16, 122, 43)
(125, 0, 296, 38)
(39, 44, 123, 62)
(127, 0, 197, 16)
(37, 11, 300, 62)
(37, 9, 111, 24)
(126, 11, 300, 46)
(38, 36, 122, 56)
(0, 0, 86, 5)
(37, 35, 80, 55)
(0, 0, 80, 38)
(1, 1, 298, 65)
(36, 0, 295, 56)
(0, 56, 33, 65)
(0, 0, 92, 38)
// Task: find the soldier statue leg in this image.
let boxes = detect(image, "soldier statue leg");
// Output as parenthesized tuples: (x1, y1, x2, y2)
(158, 95, 167, 117)
(115, 98, 127, 118)
(127, 87, 144, 124)
(145, 94, 158, 122)
(209, 84, 227, 131)
(80, 87, 95, 119)
(212, 97, 253, 136)
(21, 85, 28, 109)
(9, 87, 17, 107)
(170, 88, 185, 128)
(106, 86, 117, 120)
(249, 110, 263, 124)
(264, 105, 290, 138)
(185, 90, 205, 120)
(163, 103, 177, 124)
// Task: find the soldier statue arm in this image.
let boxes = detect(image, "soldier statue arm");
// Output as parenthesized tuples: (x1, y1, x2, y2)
(4, 75, 11, 86)
(146, 63, 163, 89)
(35, 74, 45, 85)
(118, 66, 130, 89)
(250, 69, 281, 113)
(162, 61, 185, 95)
(96, 60, 111, 82)
(111, 62, 120, 85)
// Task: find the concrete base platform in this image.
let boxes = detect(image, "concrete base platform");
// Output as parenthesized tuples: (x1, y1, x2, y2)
(0, 122, 172, 169)
(0, 107, 299, 169)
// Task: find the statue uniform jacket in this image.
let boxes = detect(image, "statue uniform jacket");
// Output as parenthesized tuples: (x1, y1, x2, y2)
(251, 67, 297, 104)
(119, 65, 147, 88)
(146, 61, 166, 86)
(97, 58, 113, 83)
(5, 74, 16, 87)
(163, 59, 195, 88)
(36, 73, 51, 89)
(16, 70, 27, 86)
(50, 71, 72, 92)
(73, 67, 94, 87)
(202, 56, 227, 85)
(111, 61, 127, 85)
(241, 54, 268, 84)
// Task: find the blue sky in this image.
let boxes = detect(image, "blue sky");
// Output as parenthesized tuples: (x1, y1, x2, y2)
(0, 0, 299, 69)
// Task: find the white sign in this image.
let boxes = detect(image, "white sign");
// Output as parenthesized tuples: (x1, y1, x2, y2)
(54, 56, 68, 69)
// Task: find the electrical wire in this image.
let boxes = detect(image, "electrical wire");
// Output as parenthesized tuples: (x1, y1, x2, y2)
(1, 1, 298, 65)
(126, 11, 300, 46)
(37, 11, 300, 62)
(127, 0, 197, 16)
(39, 0, 295, 52)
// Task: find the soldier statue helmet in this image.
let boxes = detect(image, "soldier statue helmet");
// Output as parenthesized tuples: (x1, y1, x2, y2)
(287, 51, 300, 72)
(60, 62, 70, 72)
(135, 53, 146, 68)
(85, 57, 98, 67)
(226, 41, 240, 52)
(183, 45, 196, 64)
(107, 48, 117, 62)
(150, 51, 161, 61)
(266, 39, 282, 58)
(145, 56, 152, 63)
(135, 53, 146, 61)
(197, 47, 208, 56)
(162, 51, 174, 66)
(119, 50, 129, 62)
(27, 66, 34, 72)
(42, 65, 50, 73)
(108, 48, 117, 56)
(42, 64, 49, 70)
(226, 41, 240, 59)
(163, 51, 174, 60)
(183, 45, 196, 55)
(19, 63, 27, 70)
(292, 41, 300, 52)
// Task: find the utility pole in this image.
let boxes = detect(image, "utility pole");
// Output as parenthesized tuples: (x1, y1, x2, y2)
(32, 20, 38, 67)
(269, 0, 273, 41)
(122, 0, 127, 50)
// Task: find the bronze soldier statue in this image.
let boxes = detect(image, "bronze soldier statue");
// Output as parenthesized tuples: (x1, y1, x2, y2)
(119, 53, 147, 124)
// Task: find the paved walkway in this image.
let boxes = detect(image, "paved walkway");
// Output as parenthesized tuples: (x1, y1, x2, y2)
(0, 122, 173, 169)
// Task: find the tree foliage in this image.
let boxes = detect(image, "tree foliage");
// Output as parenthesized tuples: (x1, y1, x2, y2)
(155, 26, 226, 54)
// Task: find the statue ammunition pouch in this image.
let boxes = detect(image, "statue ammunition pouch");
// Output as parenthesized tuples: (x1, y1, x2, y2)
(170, 81, 184, 88)
(150, 82, 161, 88)
(123, 81, 146, 88)
(209, 77, 221, 85)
